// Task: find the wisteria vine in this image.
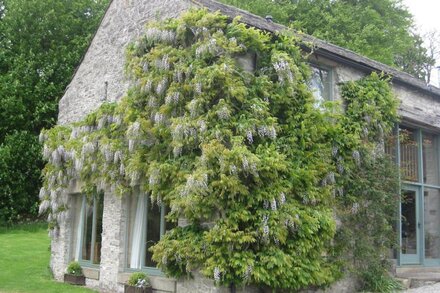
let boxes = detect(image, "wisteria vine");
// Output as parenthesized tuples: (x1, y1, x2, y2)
(39, 9, 399, 291)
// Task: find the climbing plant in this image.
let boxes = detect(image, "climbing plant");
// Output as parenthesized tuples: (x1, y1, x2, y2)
(331, 74, 401, 292)
(39, 9, 400, 291)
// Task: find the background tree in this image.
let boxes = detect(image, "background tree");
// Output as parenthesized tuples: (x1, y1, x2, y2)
(0, 0, 109, 224)
(219, 0, 434, 80)
(421, 30, 439, 84)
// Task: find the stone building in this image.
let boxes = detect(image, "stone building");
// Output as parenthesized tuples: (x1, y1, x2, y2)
(51, 0, 440, 292)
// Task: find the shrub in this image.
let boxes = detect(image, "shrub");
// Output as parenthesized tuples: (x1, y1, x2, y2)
(66, 261, 83, 276)
(128, 272, 150, 288)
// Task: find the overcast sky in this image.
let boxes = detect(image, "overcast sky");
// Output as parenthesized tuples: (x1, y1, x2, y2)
(402, 0, 440, 85)
(402, 0, 440, 32)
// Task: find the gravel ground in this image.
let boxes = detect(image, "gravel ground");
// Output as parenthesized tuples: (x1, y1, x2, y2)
(403, 282, 440, 293)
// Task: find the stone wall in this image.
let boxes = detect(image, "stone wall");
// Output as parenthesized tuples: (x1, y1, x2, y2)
(99, 191, 124, 292)
(57, 0, 193, 125)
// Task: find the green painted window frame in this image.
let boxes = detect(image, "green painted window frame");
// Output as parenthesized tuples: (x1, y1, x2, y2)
(76, 194, 104, 268)
(395, 124, 440, 266)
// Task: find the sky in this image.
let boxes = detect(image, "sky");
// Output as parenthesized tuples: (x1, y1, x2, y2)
(402, 0, 440, 86)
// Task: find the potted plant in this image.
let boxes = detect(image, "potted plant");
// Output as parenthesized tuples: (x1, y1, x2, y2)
(124, 272, 152, 293)
(64, 261, 86, 286)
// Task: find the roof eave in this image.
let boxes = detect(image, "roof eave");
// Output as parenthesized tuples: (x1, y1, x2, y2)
(191, 0, 440, 98)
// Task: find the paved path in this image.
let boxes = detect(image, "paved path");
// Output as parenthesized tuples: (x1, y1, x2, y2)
(403, 282, 440, 292)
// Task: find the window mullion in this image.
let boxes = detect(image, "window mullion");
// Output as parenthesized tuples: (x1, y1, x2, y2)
(160, 203, 165, 238)
(75, 195, 86, 261)
(418, 129, 423, 184)
(140, 193, 148, 268)
(90, 196, 98, 263)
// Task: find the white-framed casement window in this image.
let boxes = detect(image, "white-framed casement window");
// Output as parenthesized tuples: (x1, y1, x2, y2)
(74, 193, 104, 265)
(308, 64, 333, 107)
(127, 193, 175, 272)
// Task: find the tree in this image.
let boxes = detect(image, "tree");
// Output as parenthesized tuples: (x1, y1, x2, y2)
(395, 32, 435, 82)
(422, 30, 440, 84)
(0, 0, 109, 224)
(219, 0, 432, 80)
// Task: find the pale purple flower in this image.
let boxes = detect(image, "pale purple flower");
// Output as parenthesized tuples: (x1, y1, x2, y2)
(352, 150, 361, 166)
(165, 92, 180, 105)
(217, 106, 230, 120)
(173, 146, 182, 158)
(143, 80, 153, 93)
(141, 61, 149, 72)
(194, 82, 202, 95)
(244, 265, 253, 281)
(128, 139, 135, 153)
(229, 165, 237, 175)
(39, 200, 50, 214)
(39, 187, 47, 200)
(279, 192, 286, 205)
(156, 78, 168, 96)
(242, 156, 249, 171)
(144, 28, 176, 44)
(148, 96, 157, 108)
(351, 203, 359, 214)
(198, 120, 207, 133)
(119, 163, 125, 176)
(270, 198, 277, 211)
(263, 200, 269, 210)
(149, 169, 160, 186)
(154, 113, 165, 124)
(246, 130, 253, 144)
(214, 267, 221, 282)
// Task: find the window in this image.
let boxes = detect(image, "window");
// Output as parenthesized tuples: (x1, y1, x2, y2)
(127, 193, 175, 270)
(391, 126, 440, 265)
(308, 64, 332, 107)
(74, 193, 104, 265)
(400, 127, 419, 182)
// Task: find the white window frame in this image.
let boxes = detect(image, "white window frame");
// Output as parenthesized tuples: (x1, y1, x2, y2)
(127, 192, 168, 275)
(74, 194, 103, 266)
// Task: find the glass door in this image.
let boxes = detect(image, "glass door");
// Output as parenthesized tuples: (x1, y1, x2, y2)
(401, 186, 422, 264)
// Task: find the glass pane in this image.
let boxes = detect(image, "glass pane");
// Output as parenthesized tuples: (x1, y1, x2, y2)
(423, 133, 440, 186)
(82, 199, 93, 261)
(400, 127, 419, 182)
(145, 203, 161, 267)
(425, 188, 440, 259)
(126, 194, 139, 268)
(309, 65, 330, 107)
(402, 190, 417, 254)
(93, 194, 104, 264)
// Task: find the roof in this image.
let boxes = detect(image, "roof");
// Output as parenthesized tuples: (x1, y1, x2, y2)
(191, 0, 440, 98)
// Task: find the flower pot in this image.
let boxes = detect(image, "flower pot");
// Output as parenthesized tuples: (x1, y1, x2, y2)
(64, 274, 86, 286)
(124, 284, 153, 293)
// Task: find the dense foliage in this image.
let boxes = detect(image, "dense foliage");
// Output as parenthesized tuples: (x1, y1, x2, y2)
(332, 75, 401, 292)
(40, 10, 400, 291)
(0, 0, 109, 224)
(218, 0, 435, 81)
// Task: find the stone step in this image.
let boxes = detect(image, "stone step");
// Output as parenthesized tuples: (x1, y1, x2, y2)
(395, 267, 440, 289)
(395, 278, 411, 289)
(410, 279, 438, 289)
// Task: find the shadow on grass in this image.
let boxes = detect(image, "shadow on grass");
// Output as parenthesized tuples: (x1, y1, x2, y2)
(0, 221, 47, 234)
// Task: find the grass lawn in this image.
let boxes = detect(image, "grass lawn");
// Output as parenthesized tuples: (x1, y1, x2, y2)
(0, 223, 95, 293)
